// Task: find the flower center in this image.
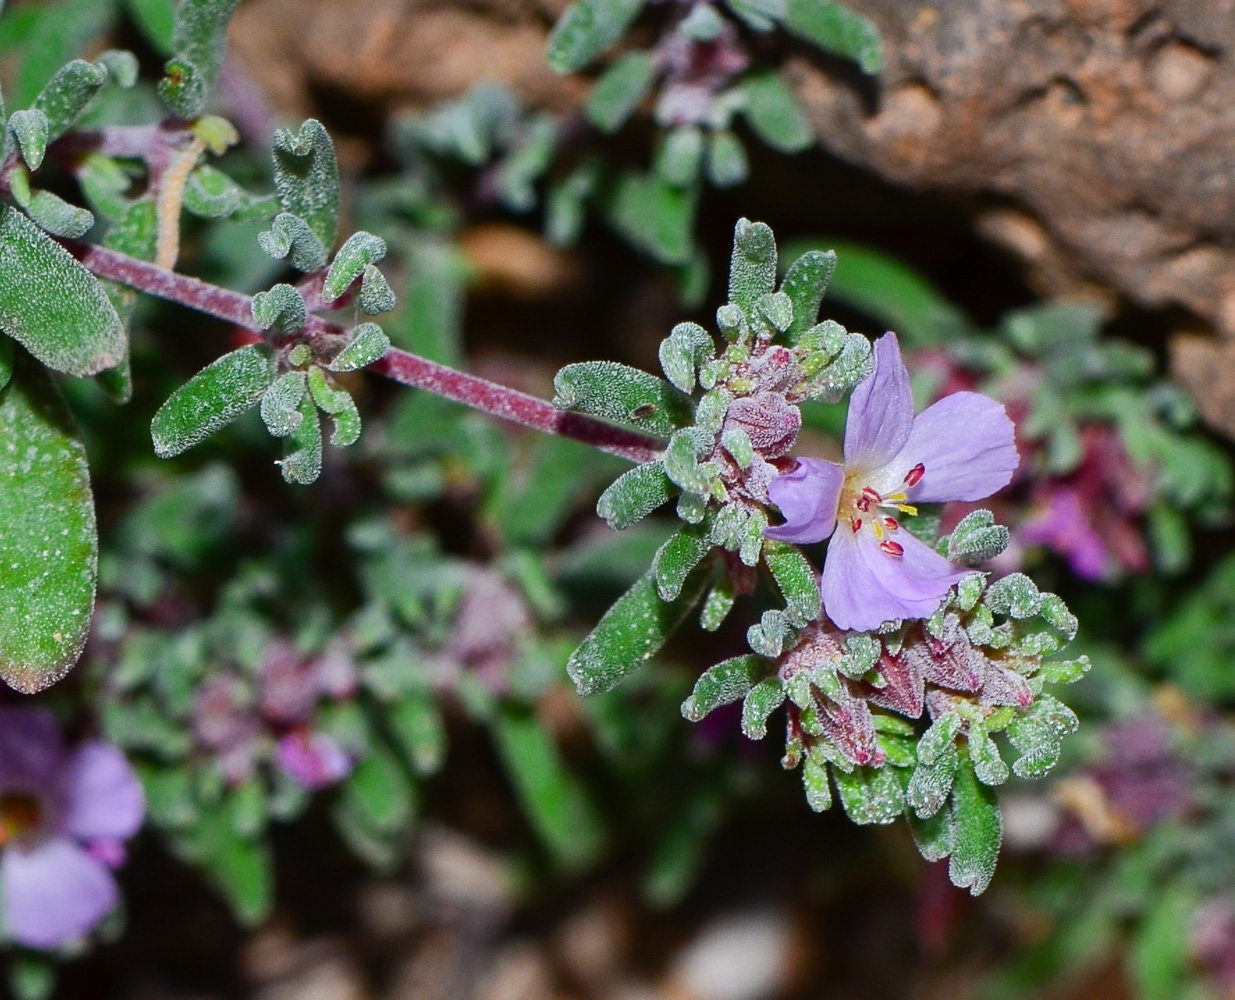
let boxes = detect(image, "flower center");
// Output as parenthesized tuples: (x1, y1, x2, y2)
(841, 463, 925, 557)
(0, 792, 43, 847)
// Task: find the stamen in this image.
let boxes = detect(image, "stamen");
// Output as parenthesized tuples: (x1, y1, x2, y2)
(873, 520, 884, 539)
(883, 516, 899, 530)
(851, 518, 862, 533)
(879, 539, 904, 557)
(861, 486, 882, 505)
(904, 463, 926, 487)
(894, 502, 919, 517)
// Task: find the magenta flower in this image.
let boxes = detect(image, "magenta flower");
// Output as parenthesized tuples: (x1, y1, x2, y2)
(0, 707, 144, 949)
(275, 730, 352, 790)
(765, 333, 1018, 632)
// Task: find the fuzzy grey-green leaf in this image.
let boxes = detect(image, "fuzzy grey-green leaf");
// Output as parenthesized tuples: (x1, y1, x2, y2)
(259, 371, 306, 438)
(271, 120, 340, 250)
(654, 522, 712, 601)
(251, 283, 306, 332)
(359, 265, 396, 315)
(33, 59, 108, 142)
(740, 677, 785, 738)
(763, 538, 820, 627)
(783, 0, 883, 73)
(682, 654, 767, 722)
(173, 0, 242, 83)
(323, 231, 387, 302)
(0, 206, 124, 376)
(948, 763, 1001, 895)
(307, 367, 361, 447)
(279, 394, 323, 485)
(7, 110, 48, 170)
(151, 345, 275, 458)
(728, 218, 777, 318)
(834, 765, 904, 825)
(596, 461, 676, 530)
(0, 360, 97, 693)
(947, 509, 1011, 565)
(567, 566, 709, 697)
(554, 361, 695, 439)
(659, 321, 713, 393)
(781, 249, 837, 341)
(586, 50, 655, 132)
(547, 0, 643, 74)
(328, 322, 390, 373)
(157, 57, 207, 118)
(258, 213, 328, 273)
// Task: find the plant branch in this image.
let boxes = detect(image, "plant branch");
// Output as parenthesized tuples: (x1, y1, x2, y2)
(61, 240, 665, 464)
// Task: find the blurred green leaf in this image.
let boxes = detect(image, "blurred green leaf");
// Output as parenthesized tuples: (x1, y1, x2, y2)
(586, 50, 655, 132)
(172, 0, 241, 84)
(740, 71, 813, 154)
(547, 0, 642, 74)
(783, 0, 883, 73)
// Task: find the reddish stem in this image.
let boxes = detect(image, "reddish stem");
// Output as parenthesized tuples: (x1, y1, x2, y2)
(61, 241, 664, 464)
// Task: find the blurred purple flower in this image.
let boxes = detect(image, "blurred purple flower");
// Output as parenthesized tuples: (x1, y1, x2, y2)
(275, 729, 352, 790)
(0, 707, 144, 949)
(765, 333, 1018, 631)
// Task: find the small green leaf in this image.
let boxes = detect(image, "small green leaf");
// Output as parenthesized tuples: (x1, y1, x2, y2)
(0, 339, 12, 392)
(763, 539, 820, 626)
(258, 212, 328, 273)
(908, 806, 951, 862)
(682, 654, 767, 721)
(0, 205, 124, 376)
(606, 169, 698, 265)
(740, 70, 813, 154)
(323, 231, 387, 302)
(11, 176, 94, 238)
(908, 744, 959, 818)
(783, 0, 883, 74)
(586, 50, 655, 132)
(567, 565, 709, 696)
(33, 58, 107, 141)
(596, 461, 676, 529)
(834, 765, 905, 825)
(947, 763, 1001, 895)
(341, 742, 414, 835)
(278, 394, 322, 484)
(547, 0, 643, 74)
(946, 508, 1010, 565)
(183, 164, 242, 218)
(655, 126, 704, 188)
(96, 48, 138, 87)
(1131, 883, 1199, 1000)
(554, 360, 695, 439)
(726, 0, 783, 31)
(251, 283, 306, 332)
(0, 360, 97, 693)
(271, 119, 340, 251)
(387, 693, 447, 777)
(151, 344, 275, 458)
(156, 56, 206, 118)
(740, 677, 785, 738)
(984, 572, 1042, 619)
(653, 521, 712, 601)
(307, 366, 361, 447)
(781, 249, 837, 341)
(172, 0, 241, 84)
(728, 217, 777, 318)
(705, 130, 748, 187)
(492, 706, 605, 870)
(358, 264, 396, 315)
(8, 954, 55, 1000)
(7, 109, 48, 169)
(328, 322, 390, 373)
(802, 754, 831, 812)
(259, 370, 306, 438)
(659, 321, 713, 393)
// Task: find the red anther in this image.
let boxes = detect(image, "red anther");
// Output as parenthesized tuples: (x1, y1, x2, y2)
(862, 486, 883, 504)
(883, 516, 899, 530)
(903, 463, 925, 487)
(879, 539, 904, 557)
(851, 518, 862, 533)
(856, 496, 871, 512)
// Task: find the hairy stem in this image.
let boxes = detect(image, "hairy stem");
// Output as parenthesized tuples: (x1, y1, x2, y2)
(61, 240, 664, 464)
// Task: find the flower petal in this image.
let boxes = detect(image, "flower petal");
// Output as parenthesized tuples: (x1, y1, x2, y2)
(843, 333, 914, 470)
(276, 732, 352, 790)
(61, 743, 145, 842)
(764, 458, 844, 544)
(0, 708, 64, 795)
(1019, 487, 1110, 580)
(880, 391, 1018, 502)
(2, 838, 118, 949)
(821, 527, 965, 632)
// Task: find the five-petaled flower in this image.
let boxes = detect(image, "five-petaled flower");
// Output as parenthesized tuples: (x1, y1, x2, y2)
(764, 333, 1019, 632)
(0, 707, 145, 949)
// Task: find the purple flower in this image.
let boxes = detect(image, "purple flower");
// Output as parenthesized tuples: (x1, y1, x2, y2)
(0, 708, 144, 949)
(765, 333, 1018, 632)
(275, 730, 352, 790)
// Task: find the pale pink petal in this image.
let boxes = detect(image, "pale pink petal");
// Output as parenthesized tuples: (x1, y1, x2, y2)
(881, 392, 1018, 502)
(276, 732, 352, 790)
(0, 708, 64, 794)
(765, 458, 844, 544)
(821, 527, 965, 632)
(2, 838, 118, 949)
(61, 743, 145, 842)
(843, 333, 914, 470)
